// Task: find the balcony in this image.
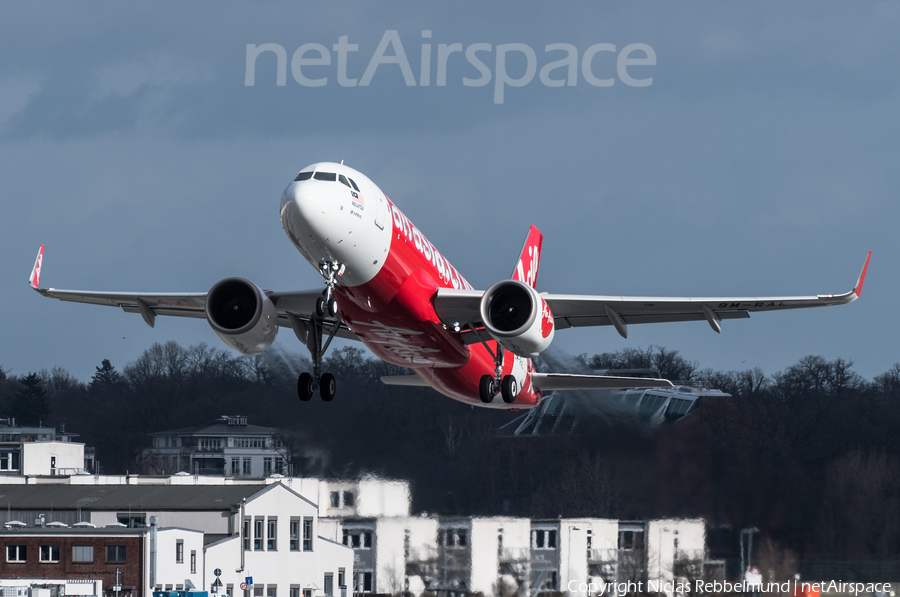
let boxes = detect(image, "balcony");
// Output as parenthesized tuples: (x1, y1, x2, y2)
(500, 547, 530, 563)
(588, 548, 618, 563)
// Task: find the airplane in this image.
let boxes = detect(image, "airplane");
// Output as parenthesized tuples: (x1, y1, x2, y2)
(29, 162, 871, 409)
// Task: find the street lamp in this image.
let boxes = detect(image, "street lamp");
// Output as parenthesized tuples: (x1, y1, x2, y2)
(740, 527, 760, 578)
(567, 526, 581, 597)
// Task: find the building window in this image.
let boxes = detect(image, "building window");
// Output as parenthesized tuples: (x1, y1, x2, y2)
(338, 569, 345, 589)
(39, 544, 61, 563)
(244, 519, 251, 550)
(234, 437, 267, 448)
(303, 591, 312, 597)
(324, 574, 333, 597)
(342, 490, 355, 507)
(176, 540, 184, 563)
(200, 437, 222, 451)
(0, 451, 21, 471)
(362, 572, 373, 593)
(267, 517, 277, 550)
(190, 550, 197, 574)
(73, 545, 94, 563)
(232, 459, 240, 476)
(6, 544, 26, 562)
(303, 517, 313, 551)
(618, 530, 644, 551)
(267, 586, 277, 597)
(532, 529, 557, 549)
(263, 457, 273, 476)
(243, 458, 252, 476)
(330, 491, 340, 507)
(290, 587, 300, 597)
(227, 585, 234, 597)
(442, 528, 467, 548)
(254, 587, 263, 597)
(117, 514, 146, 528)
(106, 545, 127, 562)
(254, 517, 264, 550)
(290, 518, 300, 550)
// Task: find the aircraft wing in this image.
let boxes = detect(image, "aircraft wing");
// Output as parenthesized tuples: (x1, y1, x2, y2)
(28, 246, 359, 341)
(434, 252, 870, 340)
(531, 373, 673, 391)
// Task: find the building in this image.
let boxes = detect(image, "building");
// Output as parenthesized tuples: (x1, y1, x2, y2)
(0, 481, 354, 597)
(0, 526, 145, 597)
(204, 483, 352, 597)
(0, 470, 716, 597)
(140, 416, 292, 477)
(0, 420, 92, 476)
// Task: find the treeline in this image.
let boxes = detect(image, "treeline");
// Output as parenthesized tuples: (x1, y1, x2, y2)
(3, 343, 900, 562)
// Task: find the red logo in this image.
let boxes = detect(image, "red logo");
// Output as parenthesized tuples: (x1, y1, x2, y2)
(541, 300, 554, 338)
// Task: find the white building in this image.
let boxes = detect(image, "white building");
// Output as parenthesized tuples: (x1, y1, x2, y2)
(153, 526, 206, 591)
(0, 481, 356, 597)
(141, 416, 292, 477)
(318, 478, 411, 519)
(1, 421, 91, 476)
(204, 483, 353, 597)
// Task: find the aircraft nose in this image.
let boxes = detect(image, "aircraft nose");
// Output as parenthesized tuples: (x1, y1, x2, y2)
(280, 179, 344, 247)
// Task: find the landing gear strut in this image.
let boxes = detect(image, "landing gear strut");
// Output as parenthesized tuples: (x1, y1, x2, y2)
(475, 341, 518, 404)
(296, 260, 344, 402)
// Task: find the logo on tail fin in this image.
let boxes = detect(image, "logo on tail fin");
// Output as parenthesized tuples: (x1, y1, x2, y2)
(512, 226, 543, 289)
(29, 245, 44, 289)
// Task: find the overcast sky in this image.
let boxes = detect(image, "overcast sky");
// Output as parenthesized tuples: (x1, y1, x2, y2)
(1, 2, 897, 383)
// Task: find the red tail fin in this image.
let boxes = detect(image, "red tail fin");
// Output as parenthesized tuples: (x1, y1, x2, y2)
(512, 226, 543, 289)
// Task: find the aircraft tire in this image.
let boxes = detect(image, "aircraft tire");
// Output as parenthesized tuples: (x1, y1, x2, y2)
(501, 375, 518, 403)
(298, 372, 314, 401)
(327, 297, 338, 318)
(320, 372, 336, 401)
(315, 297, 326, 318)
(479, 375, 495, 403)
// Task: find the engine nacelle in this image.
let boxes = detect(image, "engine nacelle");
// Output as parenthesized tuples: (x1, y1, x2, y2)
(479, 280, 555, 358)
(205, 277, 278, 355)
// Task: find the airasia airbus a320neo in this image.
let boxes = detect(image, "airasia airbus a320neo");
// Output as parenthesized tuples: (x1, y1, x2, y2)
(30, 162, 870, 408)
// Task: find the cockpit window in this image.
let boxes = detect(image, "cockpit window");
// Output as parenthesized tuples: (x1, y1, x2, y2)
(313, 171, 337, 181)
(294, 171, 313, 181)
(348, 178, 360, 192)
(339, 175, 352, 188)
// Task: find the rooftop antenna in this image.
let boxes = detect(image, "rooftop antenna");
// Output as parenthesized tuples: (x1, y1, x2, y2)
(341, 160, 344, 165)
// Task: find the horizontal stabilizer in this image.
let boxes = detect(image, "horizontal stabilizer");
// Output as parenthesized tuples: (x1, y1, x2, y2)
(381, 375, 430, 387)
(532, 373, 673, 391)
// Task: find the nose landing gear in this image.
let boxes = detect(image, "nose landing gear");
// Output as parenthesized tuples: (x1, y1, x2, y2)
(296, 260, 345, 402)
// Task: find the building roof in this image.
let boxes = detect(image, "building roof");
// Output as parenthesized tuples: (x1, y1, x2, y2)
(0, 527, 148, 536)
(0, 484, 269, 511)
(149, 423, 278, 437)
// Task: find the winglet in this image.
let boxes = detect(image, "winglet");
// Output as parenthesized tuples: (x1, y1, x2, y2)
(29, 245, 44, 289)
(854, 251, 871, 297)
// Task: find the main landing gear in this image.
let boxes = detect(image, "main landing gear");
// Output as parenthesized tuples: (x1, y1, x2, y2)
(477, 344, 518, 405)
(297, 260, 344, 402)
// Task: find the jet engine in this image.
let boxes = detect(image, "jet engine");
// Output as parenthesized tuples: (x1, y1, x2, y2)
(479, 280, 555, 358)
(206, 277, 278, 355)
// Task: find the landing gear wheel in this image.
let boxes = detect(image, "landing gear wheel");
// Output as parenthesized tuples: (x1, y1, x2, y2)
(501, 375, 518, 404)
(320, 372, 336, 401)
(479, 374, 496, 404)
(326, 297, 338, 318)
(298, 372, 314, 401)
(315, 297, 327, 318)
